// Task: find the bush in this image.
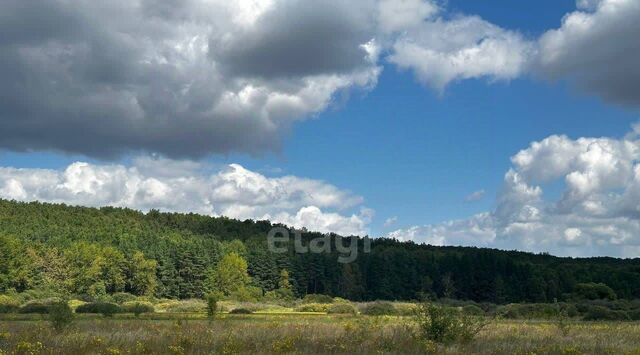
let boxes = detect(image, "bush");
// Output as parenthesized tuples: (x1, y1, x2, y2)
(295, 303, 330, 313)
(628, 309, 640, 321)
(19, 301, 55, 314)
(394, 303, 418, 316)
(111, 292, 137, 305)
(497, 303, 558, 320)
(413, 302, 487, 344)
(49, 301, 74, 331)
(0, 294, 19, 306)
(229, 286, 263, 302)
(0, 295, 19, 314)
(572, 283, 617, 301)
(0, 304, 18, 314)
(205, 293, 220, 319)
(360, 302, 398, 316)
(462, 305, 485, 316)
(230, 308, 254, 314)
(122, 301, 154, 316)
(327, 303, 357, 314)
(582, 305, 630, 321)
(68, 299, 87, 311)
(75, 302, 122, 317)
(155, 299, 206, 313)
(302, 294, 334, 304)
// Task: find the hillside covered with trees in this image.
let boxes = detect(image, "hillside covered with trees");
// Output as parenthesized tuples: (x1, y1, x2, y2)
(1, 199, 639, 303)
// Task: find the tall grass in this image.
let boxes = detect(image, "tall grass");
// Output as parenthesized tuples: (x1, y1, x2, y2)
(1, 316, 639, 354)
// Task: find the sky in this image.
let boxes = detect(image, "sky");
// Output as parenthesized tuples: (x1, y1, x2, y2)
(1, 0, 640, 257)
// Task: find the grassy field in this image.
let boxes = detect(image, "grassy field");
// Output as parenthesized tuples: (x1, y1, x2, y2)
(1, 314, 640, 354)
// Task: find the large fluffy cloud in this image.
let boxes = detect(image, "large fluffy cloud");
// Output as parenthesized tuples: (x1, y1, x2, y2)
(0, 158, 372, 236)
(0, 0, 541, 158)
(1, 0, 639, 160)
(536, 0, 640, 105)
(0, 0, 381, 158)
(386, 125, 640, 257)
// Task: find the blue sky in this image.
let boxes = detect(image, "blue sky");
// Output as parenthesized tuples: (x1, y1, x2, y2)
(1, 0, 640, 256)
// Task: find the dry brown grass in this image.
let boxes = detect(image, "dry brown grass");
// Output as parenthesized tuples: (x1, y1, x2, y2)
(0, 315, 639, 354)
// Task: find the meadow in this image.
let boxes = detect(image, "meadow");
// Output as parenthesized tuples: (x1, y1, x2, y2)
(1, 313, 640, 355)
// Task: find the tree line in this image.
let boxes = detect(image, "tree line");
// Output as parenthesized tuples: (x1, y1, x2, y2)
(1, 199, 639, 302)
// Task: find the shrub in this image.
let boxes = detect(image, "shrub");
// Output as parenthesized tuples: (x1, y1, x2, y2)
(462, 305, 485, 316)
(230, 308, 253, 314)
(327, 303, 357, 314)
(155, 299, 206, 313)
(582, 305, 630, 321)
(229, 286, 262, 302)
(122, 302, 154, 317)
(111, 292, 137, 305)
(19, 301, 53, 314)
(360, 302, 398, 316)
(0, 294, 19, 306)
(497, 303, 558, 320)
(628, 309, 640, 321)
(295, 303, 330, 313)
(49, 301, 74, 331)
(572, 283, 617, 301)
(0, 304, 18, 314)
(75, 302, 123, 317)
(205, 293, 221, 319)
(413, 302, 487, 344)
(0, 295, 19, 314)
(394, 303, 418, 316)
(302, 294, 334, 304)
(68, 299, 87, 311)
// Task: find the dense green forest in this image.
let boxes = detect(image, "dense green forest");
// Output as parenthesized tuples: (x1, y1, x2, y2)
(1, 199, 639, 303)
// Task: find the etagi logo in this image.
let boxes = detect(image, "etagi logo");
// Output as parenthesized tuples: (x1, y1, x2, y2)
(267, 227, 371, 264)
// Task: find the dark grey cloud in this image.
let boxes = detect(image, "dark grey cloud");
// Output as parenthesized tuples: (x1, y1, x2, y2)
(211, 0, 376, 79)
(0, 0, 380, 158)
(536, 0, 640, 106)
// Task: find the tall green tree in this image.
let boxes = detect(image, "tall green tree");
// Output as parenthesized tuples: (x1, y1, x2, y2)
(204, 252, 250, 296)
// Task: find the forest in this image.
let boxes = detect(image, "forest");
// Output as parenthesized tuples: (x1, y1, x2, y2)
(1, 199, 639, 303)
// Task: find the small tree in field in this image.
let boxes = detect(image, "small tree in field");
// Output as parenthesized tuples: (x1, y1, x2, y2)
(413, 302, 488, 345)
(49, 301, 74, 332)
(206, 292, 221, 320)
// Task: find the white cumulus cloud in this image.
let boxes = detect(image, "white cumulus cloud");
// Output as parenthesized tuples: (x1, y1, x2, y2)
(386, 124, 640, 257)
(0, 158, 372, 236)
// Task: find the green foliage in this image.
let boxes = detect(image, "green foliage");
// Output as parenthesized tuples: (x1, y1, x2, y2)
(302, 294, 334, 304)
(205, 292, 221, 319)
(462, 304, 485, 316)
(229, 286, 262, 302)
(122, 301, 154, 316)
(49, 301, 74, 331)
(155, 299, 206, 313)
(0, 294, 19, 314)
(75, 302, 123, 317)
(498, 303, 559, 319)
(582, 305, 630, 321)
(295, 303, 330, 313)
(572, 283, 617, 301)
(111, 292, 138, 304)
(229, 308, 254, 314)
(413, 302, 488, 344)
(360, 302, 398, 316)
(2, 199, 640, 304)
(19, 300, 56, 314)
(127, 252, 158, 296)
(204, 253, 250, 296)
(327, 303, 357, 314)
(0, 303, 18, 314)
